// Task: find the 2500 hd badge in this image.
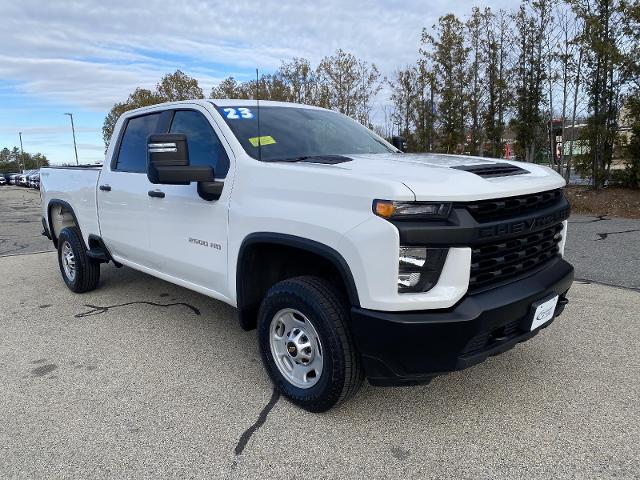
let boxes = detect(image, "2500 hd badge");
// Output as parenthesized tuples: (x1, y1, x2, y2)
(189, 237, 222, 250)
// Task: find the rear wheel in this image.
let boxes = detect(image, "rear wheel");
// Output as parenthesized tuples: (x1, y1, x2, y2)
(257, 276, 363, 412)
(57, 226, 100, 293)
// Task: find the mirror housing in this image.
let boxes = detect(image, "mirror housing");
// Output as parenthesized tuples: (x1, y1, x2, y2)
(391, 136, 406, 152)
(147, 134, 214, 185)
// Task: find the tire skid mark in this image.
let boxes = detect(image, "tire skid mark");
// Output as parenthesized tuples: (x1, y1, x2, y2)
(234, 388, 280, 456)
(74, 300, 201, 318)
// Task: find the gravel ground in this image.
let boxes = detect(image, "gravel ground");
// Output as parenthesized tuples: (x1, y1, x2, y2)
(1, 185, 639, 479)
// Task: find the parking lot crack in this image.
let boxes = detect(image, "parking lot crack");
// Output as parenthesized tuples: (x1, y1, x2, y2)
(595, 229, 640, 241)
(234, 388, 280, 456)
(569, 215, 610, 224)
(74, 301, 201, 318)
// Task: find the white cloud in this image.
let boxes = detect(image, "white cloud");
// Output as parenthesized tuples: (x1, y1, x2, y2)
(1, 0, 515, 110)
(1, 0, 516, 164)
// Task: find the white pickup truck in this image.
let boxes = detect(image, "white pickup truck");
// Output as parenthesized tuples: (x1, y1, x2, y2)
(41, 99, 573, 412)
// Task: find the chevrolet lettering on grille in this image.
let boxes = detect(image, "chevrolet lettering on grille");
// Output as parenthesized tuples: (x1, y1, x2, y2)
(478, 208, 570, 239)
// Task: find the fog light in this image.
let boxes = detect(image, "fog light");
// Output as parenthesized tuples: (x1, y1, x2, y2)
(398, 247, 448, 293)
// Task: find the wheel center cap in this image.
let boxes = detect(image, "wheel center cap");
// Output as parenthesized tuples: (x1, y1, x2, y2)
(286, 342, 298, 356)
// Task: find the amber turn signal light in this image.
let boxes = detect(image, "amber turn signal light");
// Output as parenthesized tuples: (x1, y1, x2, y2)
(373, 200, 396, 218)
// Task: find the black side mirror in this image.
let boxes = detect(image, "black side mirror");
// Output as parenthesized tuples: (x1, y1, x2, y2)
(147, 134, 214, 185)
(391, 136, 406, 152)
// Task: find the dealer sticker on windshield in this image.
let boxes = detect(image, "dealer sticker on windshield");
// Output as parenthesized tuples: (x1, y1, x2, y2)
(530, 295, 559, 331)
(248, 135, 276, 147)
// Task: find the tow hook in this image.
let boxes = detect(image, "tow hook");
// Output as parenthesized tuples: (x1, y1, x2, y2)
(556, 294, 569, 316)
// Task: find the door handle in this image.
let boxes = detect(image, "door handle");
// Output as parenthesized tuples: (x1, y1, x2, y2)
(99, 184, 111, 191)
(148, 190, 165, 198)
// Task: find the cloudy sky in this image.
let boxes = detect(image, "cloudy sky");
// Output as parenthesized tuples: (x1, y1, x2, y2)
(1, 0, 513, 165)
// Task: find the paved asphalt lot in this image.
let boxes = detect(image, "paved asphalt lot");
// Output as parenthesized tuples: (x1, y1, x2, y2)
(1, 186, 639, 479)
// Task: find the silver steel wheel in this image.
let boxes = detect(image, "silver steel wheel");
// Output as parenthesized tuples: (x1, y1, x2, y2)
(269, 308, 324, 389)
(61, 241, 76, 281)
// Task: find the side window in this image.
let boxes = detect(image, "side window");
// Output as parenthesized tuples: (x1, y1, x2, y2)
(115, 113, 162, 172)
(169, 110, 230, 178)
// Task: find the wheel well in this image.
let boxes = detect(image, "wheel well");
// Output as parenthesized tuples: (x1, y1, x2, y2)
(236, 239, 359, 330)
(48, 202, 78, 247)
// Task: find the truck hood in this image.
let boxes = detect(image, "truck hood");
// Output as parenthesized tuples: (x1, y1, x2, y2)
(339, 153, 566, 201)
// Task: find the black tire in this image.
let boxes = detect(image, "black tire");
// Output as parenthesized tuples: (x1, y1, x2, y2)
(257, 276, 363, 412)
(57, 226, 100, 293)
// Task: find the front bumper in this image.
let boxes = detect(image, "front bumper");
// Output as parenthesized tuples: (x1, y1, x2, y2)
(350, 257, 574, 386)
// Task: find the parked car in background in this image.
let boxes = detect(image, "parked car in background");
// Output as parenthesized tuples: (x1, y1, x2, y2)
(0, 176, 6, 186)
(18, 170, 36, 187)
(29, 172, 40, 189)
(9, 174, 20, 185)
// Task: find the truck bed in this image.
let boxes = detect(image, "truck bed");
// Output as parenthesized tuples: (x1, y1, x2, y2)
(40, 166, 101, 245)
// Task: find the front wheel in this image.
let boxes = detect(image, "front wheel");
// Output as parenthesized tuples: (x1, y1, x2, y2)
(257, 276, 363, 412)
(57, 226, 100, 293)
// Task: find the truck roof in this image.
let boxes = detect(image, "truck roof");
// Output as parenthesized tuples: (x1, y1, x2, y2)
(210, 99, 324, 110)
(124, 99, 325, 116)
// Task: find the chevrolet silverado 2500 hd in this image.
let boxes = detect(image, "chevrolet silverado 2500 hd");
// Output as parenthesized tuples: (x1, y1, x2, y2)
(41, 99, 573, 412)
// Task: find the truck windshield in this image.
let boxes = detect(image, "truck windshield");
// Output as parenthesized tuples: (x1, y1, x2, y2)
(215, 105, 395, 161)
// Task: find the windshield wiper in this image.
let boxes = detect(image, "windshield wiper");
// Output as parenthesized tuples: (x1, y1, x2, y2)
(263, 155, 353, 165)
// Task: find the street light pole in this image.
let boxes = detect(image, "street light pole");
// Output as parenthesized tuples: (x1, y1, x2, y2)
(64, 113, 79, 165)
(18, 132, 24, 172)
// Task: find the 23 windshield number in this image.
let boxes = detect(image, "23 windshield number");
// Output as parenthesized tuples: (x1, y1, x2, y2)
(222, 107, 254, 119)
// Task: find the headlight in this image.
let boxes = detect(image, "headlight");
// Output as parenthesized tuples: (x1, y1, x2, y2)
(398, 246, 448, 293)
(373, 200, 452, 220)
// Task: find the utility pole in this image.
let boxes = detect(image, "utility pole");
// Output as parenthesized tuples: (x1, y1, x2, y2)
(18, 132, 24, 172)
(64, 113, 79, 165)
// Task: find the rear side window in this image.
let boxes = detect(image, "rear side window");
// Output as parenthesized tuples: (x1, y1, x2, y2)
(169, 110, 230, 178)
(115, 113, 162, 172)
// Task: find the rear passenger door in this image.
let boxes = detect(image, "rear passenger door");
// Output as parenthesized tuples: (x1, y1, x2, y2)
(145, 106, 233, 296)
(98, 111, 163, 265)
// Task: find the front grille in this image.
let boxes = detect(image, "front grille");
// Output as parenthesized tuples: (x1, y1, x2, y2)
(469, 223, 563, 292)
(464, 189, 564, 222)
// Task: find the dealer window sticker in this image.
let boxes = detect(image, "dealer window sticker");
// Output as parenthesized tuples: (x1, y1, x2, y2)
(248, 135, 276, 147)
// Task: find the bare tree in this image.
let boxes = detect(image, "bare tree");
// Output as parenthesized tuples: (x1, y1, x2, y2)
(389, 66, 418, 143)
(355, 59, 383, 127)
(316, 49, 361, 116)
(278, 58, 317, 104)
